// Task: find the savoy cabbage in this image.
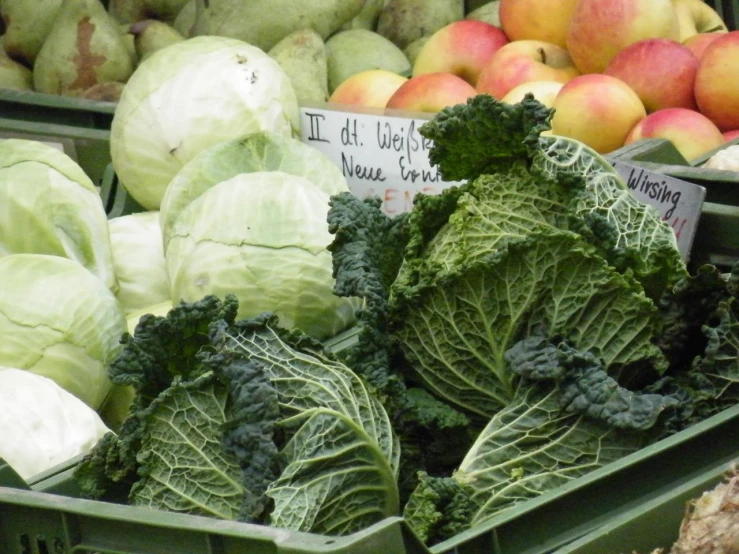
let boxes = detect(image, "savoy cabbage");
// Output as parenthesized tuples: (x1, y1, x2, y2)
(74, 295, 399, 536)
(325, 94, 696, 543)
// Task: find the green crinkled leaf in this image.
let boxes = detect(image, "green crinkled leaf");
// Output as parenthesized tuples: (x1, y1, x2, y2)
(533, 135, 687, 298)
(397, 164, 570, 284)
(690, 298, 739, 411)
(220, 320, 399, 475)
(216, 317, 400, 535)
(268, 409, 400, 536)
(456, 384, 645, 526)
(417, 94, 554, 182)
(506, 337, 680, 431)
(403, 471, 475, 545)
(326, 192, 410, 399)
(391, 230, 666, 418)
(131, 373, 245, 520)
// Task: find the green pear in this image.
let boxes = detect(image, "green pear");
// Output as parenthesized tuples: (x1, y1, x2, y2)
(466, 1, 501, 27)
(108, 0, 147, 24)
(192, 0, 365, 52)
(1, 0, 63, 66)
(142, 0, 190, 22)
(377, 0, 464, 49)
(268, 29, 328, 104)
(403, 36, 430, 67)
(33, 0, 135, 96)
(342, 0, 385, 31)
(108, 0, 189, 24)
(119, 23, 138, 65)
(173, 0, 196, 37)
(0, 37, 34, 90)
(325, 29, 411, 93)
(129, 19, 184, 62)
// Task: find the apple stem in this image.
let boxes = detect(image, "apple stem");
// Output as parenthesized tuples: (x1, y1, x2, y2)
(538, 47, 547, 65)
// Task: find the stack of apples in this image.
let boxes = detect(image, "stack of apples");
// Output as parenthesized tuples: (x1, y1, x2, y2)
(329, 0, 739, 161)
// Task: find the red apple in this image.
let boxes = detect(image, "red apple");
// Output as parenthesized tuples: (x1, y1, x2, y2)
(550, 74, 647, 154)
(603, 39, 699, 112)
(625, 108, 724, 161)
(566, 0, 681, 74)
(682, 31, 726, 58)
(499, 0, 580, 49)
(412, 20, 509, 86)
(694, 30, 739, 132)
(476, 40, 579, 100)
(386, 72, 477, 113)
(723, 130, 739, 142)
(328, 69, 408, 109)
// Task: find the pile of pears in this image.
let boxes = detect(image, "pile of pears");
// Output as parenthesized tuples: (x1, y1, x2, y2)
(0, 0, 500, 103)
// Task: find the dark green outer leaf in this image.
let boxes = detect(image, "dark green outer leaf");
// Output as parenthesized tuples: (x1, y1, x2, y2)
(418, 94, 554, 182)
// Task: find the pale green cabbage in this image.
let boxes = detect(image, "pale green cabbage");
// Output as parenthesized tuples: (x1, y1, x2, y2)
(0, 139, 117, 291)
(166, 171, 358, 340)
(0, 367, 110, 481)
(0, 254, 127, 409)
(159, 132, 349, 251)
(108, 212, 170, 315)
(110, 36, 300, 211)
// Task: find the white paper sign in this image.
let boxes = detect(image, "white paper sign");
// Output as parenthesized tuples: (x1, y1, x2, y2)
(612, 161, 706, 259)
(300, 106, 459, 216)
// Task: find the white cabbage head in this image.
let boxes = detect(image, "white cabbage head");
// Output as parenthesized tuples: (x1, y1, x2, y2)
(0, 367, 111, 481)
(108, 212, 170, 315)
(159, 132, 349, 251)
(110, 36, 300, 211)
(0, 254, 127, 409)
(0, 138, 117, 291)
(166, 171, 359, 340)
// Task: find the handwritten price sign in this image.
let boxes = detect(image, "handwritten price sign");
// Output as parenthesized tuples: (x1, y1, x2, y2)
(611, 161, 705, 260)
(299, 106, 460, 216)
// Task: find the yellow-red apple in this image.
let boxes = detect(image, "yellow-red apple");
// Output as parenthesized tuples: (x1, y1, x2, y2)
(476, 40, 579, 100)
(328, 69, 408, 109)
(566, 0, 681, 74)
(500, 80, 563, 108)
(413, 20, 509, 86)
(723, 130, 739, 142)
(550, 74, 646, 154)
(694, 31, 739, 131)
(385, 72, 477, 113)
(625, 107, 724, 161)
(499, 0, 579, 49)
(673, 0, 727, 41)
(682, 31, 727, 59)
(603, 38, 699, 112)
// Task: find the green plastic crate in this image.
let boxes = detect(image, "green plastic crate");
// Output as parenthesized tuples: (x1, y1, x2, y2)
(0, 486, 429, 554)
(0, 460, 28, 491)
(4, 404, 737, 554)
(98, 163, 146, 219)
(0, 89, 115, 130)
(705, 0, 739, 30)
(555, 456, 738, 554)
